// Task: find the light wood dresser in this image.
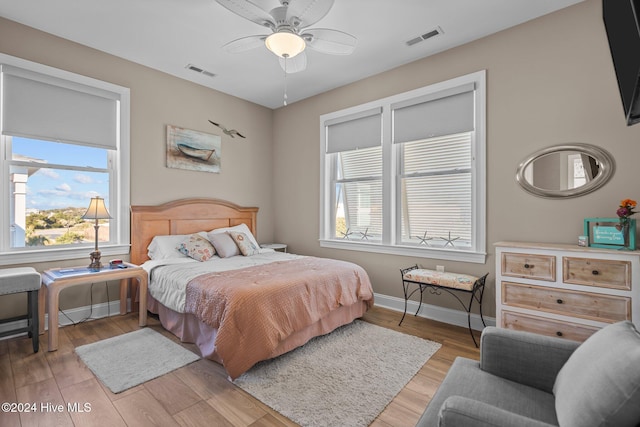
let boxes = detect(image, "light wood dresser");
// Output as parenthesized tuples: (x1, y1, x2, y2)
(495, 241, 640, 341)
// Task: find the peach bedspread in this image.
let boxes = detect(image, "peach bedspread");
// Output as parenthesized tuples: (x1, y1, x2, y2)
(184, 257, 374, 379)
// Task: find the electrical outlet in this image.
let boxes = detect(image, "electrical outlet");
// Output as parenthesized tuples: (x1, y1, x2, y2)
(436, 265, 445, 272)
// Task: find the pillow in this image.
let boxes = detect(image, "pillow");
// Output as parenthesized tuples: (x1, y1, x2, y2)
(176, 234, 216, 261)
(229, 231, 260, 256)
(207, 223, 259, 249)
(553, 321, 640, 427)
(208, 232, 241, 258)
(148, 235, 189, 260)
(147, 232, 208, 260)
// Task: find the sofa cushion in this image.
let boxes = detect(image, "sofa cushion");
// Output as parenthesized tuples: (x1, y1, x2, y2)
(416, 357, 558, 427)
(553, 321, 640, 427)
(439, 396, 558, 427)
(480, 327, 579, 394)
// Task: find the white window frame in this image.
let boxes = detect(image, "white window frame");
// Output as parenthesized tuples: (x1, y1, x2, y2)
(0, 53, 130, 266)
(319, 71, 486, 263)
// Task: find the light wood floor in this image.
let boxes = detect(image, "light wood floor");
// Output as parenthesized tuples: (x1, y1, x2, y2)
(0, 306, 480, 427)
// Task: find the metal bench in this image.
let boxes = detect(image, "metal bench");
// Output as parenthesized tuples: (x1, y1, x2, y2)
(0, 267, 41, 352)
(399, 265, 488, 347)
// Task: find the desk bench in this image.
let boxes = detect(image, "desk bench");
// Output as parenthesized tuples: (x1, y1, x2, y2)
(399, 265, 488, 346)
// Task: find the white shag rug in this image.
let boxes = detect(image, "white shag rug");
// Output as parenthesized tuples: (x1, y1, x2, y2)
(75, 328, 200, 393)
(234, 320, 441, 427)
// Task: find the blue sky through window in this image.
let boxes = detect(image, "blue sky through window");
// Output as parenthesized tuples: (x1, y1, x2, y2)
(12, 137, 109, 211)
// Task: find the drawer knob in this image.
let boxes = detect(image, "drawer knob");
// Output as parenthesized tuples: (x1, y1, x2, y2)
(592, 270, 599, 275)
(556, 299, 564, 304)
(556, 331, 564, 337)
(524, 263, 534, 269)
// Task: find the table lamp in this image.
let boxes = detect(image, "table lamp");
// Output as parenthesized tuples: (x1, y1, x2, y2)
(81, 197, 111, 270)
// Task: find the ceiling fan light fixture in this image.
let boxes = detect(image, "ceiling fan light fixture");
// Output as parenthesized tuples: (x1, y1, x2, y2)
(265, 31, 306, 58)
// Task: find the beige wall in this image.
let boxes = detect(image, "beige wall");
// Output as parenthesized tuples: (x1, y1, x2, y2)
(0, 17, 274, 317)
(272, 0, 640, 316)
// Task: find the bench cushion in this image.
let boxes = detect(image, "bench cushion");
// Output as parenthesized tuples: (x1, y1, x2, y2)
(403, 269, 479, 291)
(0, 267, 41, 295)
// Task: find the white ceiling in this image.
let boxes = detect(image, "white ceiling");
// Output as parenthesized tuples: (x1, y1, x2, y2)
(0, 0, 584, 109)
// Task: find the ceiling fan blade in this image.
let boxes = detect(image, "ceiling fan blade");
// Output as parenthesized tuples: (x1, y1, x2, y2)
(222, 35, 267, 54)
(302, 28, 357, 55)
(286, 0, 335, 29)
(215, 0, 275, 28)
(279, 51, 307, 73)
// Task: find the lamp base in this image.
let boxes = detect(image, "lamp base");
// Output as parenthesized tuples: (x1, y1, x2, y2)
(88, 250, 103, 271)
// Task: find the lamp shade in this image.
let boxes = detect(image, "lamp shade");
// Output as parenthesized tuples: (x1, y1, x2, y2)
(265, 32, 306, 58)
(81, 197, 112, 220)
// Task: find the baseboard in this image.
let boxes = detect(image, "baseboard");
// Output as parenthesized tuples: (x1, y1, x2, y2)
(1, 293, 494, 340)
(0, 299, 131, 340)
(373, 292, 495, 331)
(50, 299, 132, 328)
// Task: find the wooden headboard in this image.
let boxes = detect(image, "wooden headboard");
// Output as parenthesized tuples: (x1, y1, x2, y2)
(130, 198, 258, 265)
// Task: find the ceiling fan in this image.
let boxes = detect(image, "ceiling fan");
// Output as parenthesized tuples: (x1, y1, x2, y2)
(215, 0, 357, 74)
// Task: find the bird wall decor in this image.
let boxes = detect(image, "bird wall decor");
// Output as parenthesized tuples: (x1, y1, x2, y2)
(208, 120, 246, 138)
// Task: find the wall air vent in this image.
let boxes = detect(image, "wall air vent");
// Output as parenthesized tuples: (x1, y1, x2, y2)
(185, 64, 216, 78)
(406, 26, 443, 47)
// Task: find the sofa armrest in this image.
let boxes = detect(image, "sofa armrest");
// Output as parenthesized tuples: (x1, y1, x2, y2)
(480, 327, 580, 393)
(439, 396, 557, 427)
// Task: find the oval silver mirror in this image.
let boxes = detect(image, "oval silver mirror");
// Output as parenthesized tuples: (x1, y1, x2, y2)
(516, 144, 615, 198)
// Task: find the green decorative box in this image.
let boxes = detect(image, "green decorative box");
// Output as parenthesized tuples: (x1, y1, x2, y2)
(583, 217, 636, 250)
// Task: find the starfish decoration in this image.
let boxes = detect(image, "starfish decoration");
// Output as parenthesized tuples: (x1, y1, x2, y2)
(340, 228, 355, 240)
(440, 231, 460, 247)
(414, 230, 433, 246)
(359, 228, 372, 240)
(208, 120, 246, 138)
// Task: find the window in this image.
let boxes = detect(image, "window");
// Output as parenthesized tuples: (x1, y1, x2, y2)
(0, 54, 130, 265)
(320, 71, 486, 263)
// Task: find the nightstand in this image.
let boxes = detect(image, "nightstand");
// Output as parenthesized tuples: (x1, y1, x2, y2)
(41, 262, 147, 351)
(261, 243, 288, 253)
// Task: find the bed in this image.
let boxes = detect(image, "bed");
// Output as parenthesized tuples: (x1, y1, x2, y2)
(130, 198, 374, 379)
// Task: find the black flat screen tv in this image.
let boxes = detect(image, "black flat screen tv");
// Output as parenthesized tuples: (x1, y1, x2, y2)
(603, 0, 640, 126)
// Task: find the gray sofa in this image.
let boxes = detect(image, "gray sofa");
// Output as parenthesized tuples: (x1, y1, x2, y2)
(416, 321, 640, 427)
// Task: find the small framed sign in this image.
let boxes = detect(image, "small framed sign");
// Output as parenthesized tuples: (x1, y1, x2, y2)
(583, 217, 636, 250)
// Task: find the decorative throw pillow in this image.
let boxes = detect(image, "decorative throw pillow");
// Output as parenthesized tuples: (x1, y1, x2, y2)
(229, 231, 260, 256)
(208, 232, 241, 258)
(207, 223, 259, 249)
(553, 321, 640, 427)
(176, 234, 216, 262)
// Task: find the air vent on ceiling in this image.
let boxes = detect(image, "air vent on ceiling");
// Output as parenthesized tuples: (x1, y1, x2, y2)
(185, 64, 216, 78)
(406, 26, 443, 47)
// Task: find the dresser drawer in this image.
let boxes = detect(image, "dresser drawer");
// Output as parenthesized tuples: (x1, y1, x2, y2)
(502, 282, 631, 323)
(502, 311, 598, 342)
(563, 257, 631, 290)
(501, 252, 555, 281)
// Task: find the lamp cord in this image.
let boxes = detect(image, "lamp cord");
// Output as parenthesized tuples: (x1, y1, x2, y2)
(58, 281, 111, 326)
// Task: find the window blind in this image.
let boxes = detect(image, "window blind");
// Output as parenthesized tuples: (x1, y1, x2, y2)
(337, 146, 382, 238)
(399, 133, 472, 244)
(392, 83, 474, 144)
(326, 107, 382, 154)
(1, 65, 119, 149)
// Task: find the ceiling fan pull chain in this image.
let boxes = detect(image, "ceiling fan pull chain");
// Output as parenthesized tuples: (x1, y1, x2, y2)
(283, 54, 288, 106)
